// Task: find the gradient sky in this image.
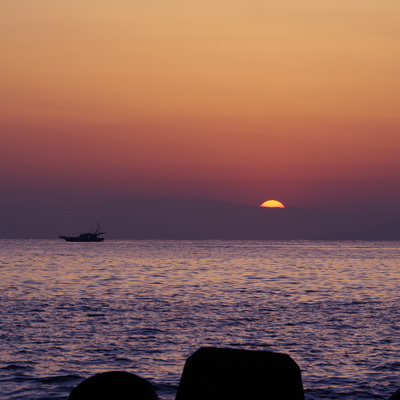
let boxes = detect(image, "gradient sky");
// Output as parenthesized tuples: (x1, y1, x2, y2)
(1, 1, 400, 210)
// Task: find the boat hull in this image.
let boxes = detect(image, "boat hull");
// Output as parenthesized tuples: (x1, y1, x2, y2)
(59, 236, 104, 242)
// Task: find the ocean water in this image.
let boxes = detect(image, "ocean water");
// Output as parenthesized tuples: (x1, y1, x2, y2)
(1, 240, 400, 400)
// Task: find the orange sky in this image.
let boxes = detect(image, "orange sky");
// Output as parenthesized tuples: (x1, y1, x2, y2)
(1, 1, 400, 209)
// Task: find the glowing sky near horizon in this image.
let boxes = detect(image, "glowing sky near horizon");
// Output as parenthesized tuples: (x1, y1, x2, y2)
(1, 1, 400, 209)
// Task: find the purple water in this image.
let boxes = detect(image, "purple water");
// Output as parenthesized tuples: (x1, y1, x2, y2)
(1, 240, 400, 399)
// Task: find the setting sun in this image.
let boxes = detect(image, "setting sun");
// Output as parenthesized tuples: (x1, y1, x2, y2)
(261, 200, 285, 208)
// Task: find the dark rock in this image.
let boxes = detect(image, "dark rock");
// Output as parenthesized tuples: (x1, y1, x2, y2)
(389, 387, 400, 400)
(175, 347, 304, 400)
(68, 371, 158, 400)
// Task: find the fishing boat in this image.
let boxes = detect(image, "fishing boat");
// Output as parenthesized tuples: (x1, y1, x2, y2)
(59, 223, 105, 242)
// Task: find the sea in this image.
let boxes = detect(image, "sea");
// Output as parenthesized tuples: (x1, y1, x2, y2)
(1, 240, 400, 400)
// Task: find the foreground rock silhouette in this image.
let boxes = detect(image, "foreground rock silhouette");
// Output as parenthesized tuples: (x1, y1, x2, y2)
(175, 347, 305, 400)
(68, 371, 158, 400)
(389, 388, 400, 400)
(67, 348, 400, 399)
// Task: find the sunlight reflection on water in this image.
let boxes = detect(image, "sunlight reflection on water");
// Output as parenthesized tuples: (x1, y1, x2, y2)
(1, 240, 400, 399)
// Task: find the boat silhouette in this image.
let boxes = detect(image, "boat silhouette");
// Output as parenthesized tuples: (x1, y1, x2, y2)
(59, 223, 105, 242)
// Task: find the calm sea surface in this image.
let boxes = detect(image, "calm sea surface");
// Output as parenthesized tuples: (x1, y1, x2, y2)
(1, 240, 400, 400)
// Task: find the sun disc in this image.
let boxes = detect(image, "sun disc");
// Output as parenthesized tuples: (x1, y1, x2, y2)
(260, 200, 285, 208)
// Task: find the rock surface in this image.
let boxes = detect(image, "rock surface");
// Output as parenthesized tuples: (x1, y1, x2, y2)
(175, 347, 304, 400)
